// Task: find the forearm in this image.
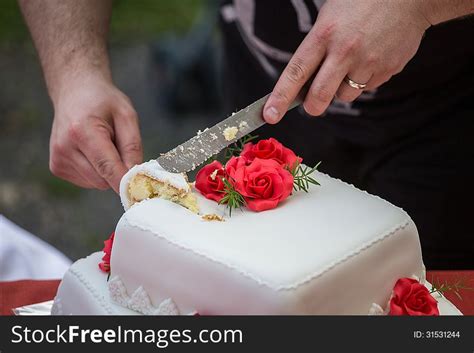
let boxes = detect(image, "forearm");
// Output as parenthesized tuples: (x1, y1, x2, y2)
(18, 0, 113, 103)
(421, 0, 474, 25)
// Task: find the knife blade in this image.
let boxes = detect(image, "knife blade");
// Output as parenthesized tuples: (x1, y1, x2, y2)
(157, 91, 305, 173)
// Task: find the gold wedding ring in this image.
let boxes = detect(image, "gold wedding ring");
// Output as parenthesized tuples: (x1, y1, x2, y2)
(344, 76, 368, 90)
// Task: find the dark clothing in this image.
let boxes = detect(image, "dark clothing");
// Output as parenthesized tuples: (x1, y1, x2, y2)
(219, 0, 474, 269)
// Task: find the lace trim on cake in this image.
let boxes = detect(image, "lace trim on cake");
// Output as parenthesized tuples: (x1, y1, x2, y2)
(108, 276, 180, 315)
(368, 302, 388, 316)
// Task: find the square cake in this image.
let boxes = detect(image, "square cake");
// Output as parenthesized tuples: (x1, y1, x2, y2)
(53, 158, 430, 315)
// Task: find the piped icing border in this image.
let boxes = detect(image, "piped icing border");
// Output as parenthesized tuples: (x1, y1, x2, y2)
(52, 263, 115, 315)
(122, 171, 421, 291)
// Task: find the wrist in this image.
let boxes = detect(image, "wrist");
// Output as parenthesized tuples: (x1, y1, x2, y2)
(418, 0, 474, 26)
(49, 65, 113, 107)
(42, 40, 112, 105)
(409, 0, 433, 31)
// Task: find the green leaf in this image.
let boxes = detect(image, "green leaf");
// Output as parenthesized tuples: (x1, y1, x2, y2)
(454, 290, 463, 301)
(290, 161, 322, 192)
(223, 134, 259, 163)
(429, 276, 474, 298)
(218, 177, 246, 216)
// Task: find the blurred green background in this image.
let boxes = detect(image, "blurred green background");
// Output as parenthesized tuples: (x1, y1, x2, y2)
(0, 0, 205, 47)
(0, 0, 224, 260)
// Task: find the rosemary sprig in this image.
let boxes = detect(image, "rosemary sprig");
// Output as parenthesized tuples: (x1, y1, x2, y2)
(290, 161, 321, 192)
(219, 177, 246, 216)
(430, 276, 474, 300)
(224, 134, 259, 162)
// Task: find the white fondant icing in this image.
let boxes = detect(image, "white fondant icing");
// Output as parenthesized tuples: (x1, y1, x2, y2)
(119, 160, 190, 210)
(119, 172, 416, 290)
(52, 254, 120, 315)
(109, 171, 426, 314)
(53, 253, 462, 315)
(368, 303, 385, 315)
(51, 298, 63, 315)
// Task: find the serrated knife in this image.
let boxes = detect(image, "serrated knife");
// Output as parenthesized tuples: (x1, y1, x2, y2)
(157, 90, 307, 173)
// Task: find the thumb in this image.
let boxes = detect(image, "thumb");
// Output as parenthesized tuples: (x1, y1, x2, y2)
(114, 105, 143, 170)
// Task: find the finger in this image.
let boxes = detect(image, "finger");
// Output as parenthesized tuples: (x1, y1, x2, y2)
(365, 72, 392, 91)
(78, 122, 128, 193)
(60, 172, 93, 189)
(335, 70, 373, 103)
(50, 141, 96, 189)
(63, 169, 96, 189)
(49, 157, 94, 189)
(72, 150, 110, 190)
(263, 27, 327, 124)
(113, 105, 143, 169)
(303, 58, 349, 116)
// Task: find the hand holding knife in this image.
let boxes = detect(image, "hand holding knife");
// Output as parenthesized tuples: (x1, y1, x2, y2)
(157, 84, 310, 174)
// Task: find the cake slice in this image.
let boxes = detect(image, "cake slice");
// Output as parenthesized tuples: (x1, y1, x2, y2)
(119, 160, 199, 214)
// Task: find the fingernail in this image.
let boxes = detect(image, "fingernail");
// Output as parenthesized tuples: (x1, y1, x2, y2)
(265, 106, 280, 123)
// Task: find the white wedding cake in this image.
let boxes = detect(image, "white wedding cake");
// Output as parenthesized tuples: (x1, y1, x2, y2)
(52, 143, 461, 316)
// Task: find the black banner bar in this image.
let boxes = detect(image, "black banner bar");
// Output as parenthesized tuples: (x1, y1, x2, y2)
(0, 316, 473, 353)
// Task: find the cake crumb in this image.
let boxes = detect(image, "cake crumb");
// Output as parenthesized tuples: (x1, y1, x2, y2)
(239, 121, 249, 130)
(197, 128, 209, 136)
(210, 169, 219, 180)
(223, 126, 238, 141)
(202, 214, 225, 222)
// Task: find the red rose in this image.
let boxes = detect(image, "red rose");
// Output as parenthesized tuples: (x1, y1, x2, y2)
(389, 278, 439, 316)
(195, 160, 226, 202)
(241, 138, 302, 170)
(225, 156, 249, 180)
(233, 158, 294, 212)
(99, 232, 115, 273)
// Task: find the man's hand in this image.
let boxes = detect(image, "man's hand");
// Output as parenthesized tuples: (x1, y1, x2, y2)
(263, 0, 431, 122)
(18, 0, 143, 192)
(50, 75, 142, 192)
